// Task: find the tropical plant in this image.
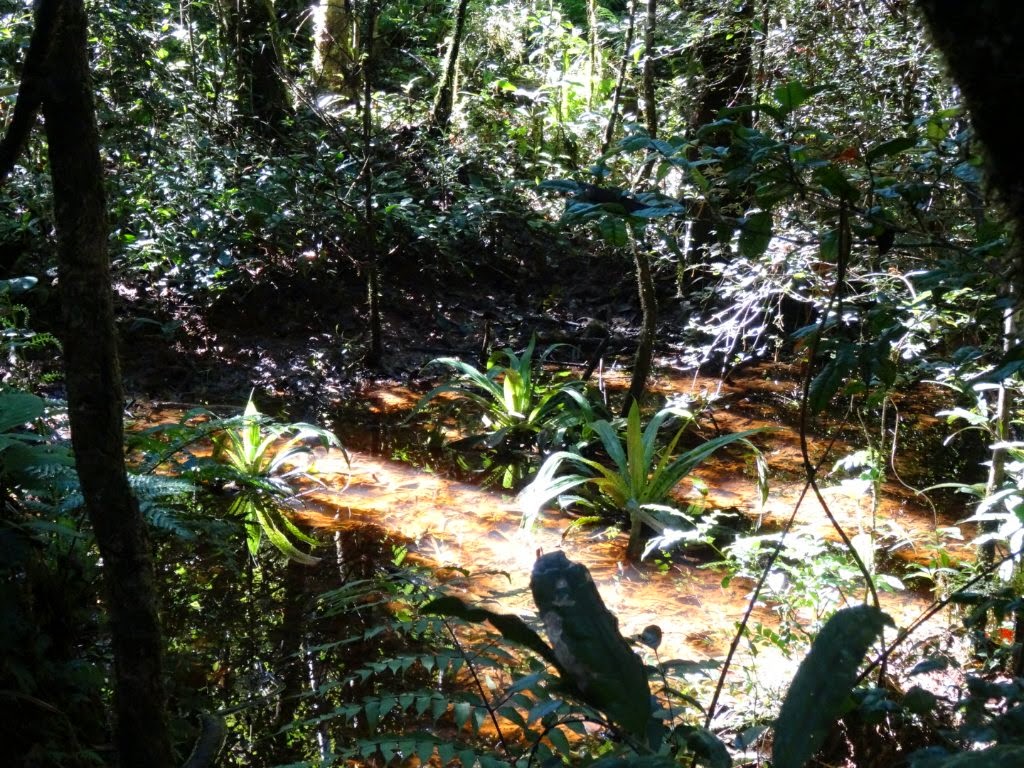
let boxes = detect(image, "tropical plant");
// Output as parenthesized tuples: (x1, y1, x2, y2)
(327, 550, 729, 768)
(413, 334, 600, 450)
(720, 531, 905, 657)
(135, 394, 345, 564)
(520, 399, 769, 561)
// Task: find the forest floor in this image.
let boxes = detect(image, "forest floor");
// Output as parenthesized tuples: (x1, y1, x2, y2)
(117, 247, 980, 747)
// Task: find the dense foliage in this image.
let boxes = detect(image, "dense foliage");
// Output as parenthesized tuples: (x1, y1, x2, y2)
(3, 0, 1024, 766)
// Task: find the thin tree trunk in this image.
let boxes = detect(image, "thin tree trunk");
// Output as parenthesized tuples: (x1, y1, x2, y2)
(41, 1, 174, 766)
(602, 0, 636, 155)
(587, 0, 601, 109)
(431, 0, 471, 129)
(362, 0, 383, 366)
(622, 228, 657, 417)
(642, 0, 658, 140)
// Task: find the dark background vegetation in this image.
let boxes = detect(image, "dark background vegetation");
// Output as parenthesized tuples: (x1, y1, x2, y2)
(3, 0, 1024, 766)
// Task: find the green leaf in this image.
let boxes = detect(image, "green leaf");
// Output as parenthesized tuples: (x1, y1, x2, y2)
(547, 726, 572, 756)
(772, 605, 892, 768)
(421, 595, 563, 673)
(682, 726, 731, 768)
(808, 344, 857, 414)
(0, 392, 44, 434)
(819, 228, 839, 262)
(773, 80, 811, 112)
(813, 165, 859, 201)
(452, 701, 470, 730)
(866, 136, 916, 163)
(739, 210, 773, 257)
(363, 698, 381, 732)
(598, 215, 629, 247)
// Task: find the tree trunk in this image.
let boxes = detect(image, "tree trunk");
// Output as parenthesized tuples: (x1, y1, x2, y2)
(362, 0, 383, 366)
(40, 1, 174, 766)
(586, 0, 601, 109)
(622, 228, 657, 417)
(223, 0, 293, 131)
(642, 0, 658, 140)
(602, 0, 636, 155)
(313, 0, 360, 99)
(682, 1, 754, 295)
(916, 2, 1024, 655)
(431, 0, 472, 129)
(916, 2, 1024, 231)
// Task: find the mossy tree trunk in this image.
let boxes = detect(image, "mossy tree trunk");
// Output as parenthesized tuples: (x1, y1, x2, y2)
(431, 0, 472, 130)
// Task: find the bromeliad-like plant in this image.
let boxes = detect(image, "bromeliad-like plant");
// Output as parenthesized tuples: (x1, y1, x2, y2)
(207, 395, 345, 565)
(134, 393, 345, 564)
(520, 400, 769, 561)
(412, 335, 599, 450)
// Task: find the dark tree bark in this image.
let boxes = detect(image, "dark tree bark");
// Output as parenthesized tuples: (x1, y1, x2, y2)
(222, 0, 293, 131)
(916, 2, 1024, 231)
(431, 0, 472, 129)
(916, 0, 1024, 608)
(36, 2, 175, 766)
(683, 1, 754, 294)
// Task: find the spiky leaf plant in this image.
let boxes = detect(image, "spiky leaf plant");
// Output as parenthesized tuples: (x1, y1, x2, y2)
(520, 401, 769, 561)
(131, 393, 345, 564)
(412, 335, 600, 450)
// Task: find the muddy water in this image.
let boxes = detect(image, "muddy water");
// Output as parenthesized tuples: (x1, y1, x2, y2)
(283, 364, 972, 706)
(142, 361, 972, 717)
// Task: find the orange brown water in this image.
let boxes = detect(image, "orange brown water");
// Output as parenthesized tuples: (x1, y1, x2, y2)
(138, 363, 971, 720)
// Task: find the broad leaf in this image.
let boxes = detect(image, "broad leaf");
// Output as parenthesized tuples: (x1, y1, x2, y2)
(0, 392, 44, 434)
(739, 210, 773, 257)
(530, 551, 653, 744)
(866, 136, 917, 163)
(772, 605, 892, 768)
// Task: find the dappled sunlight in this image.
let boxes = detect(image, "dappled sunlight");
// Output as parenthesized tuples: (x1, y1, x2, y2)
(291, 439, 936, 693)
